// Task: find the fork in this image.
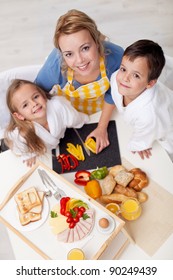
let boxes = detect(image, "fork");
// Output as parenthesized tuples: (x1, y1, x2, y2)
(38, 169, 66, 200)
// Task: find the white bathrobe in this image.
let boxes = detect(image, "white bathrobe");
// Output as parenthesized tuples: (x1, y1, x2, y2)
(111, 70, 173, 159)
(7, 96, 89, 160)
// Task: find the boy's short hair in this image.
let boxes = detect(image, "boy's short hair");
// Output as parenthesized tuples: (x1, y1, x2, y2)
(124, 39, 165, 81)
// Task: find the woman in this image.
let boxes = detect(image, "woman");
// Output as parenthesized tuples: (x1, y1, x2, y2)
(35, 9, 124, 152)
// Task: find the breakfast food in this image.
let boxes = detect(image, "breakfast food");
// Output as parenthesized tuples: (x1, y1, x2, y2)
(114, 170, 134, 187)
(49, 197, 95, 243)
(99, 218, 109, 228)
(136, 191, 148, 203)
(15, 187, 44, 226)
(109, 165, 126, 177)
(114, 184, 137, 198)
(99, 193, 129, 204)
(101, 174, 116, 195)
(128, 168, 149, 191)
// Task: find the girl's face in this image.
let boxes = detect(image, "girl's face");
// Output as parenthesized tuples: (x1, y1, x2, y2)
(58, 29, 100, 78)
(12, 84, 47, 123)
(116, 56, 156, 103)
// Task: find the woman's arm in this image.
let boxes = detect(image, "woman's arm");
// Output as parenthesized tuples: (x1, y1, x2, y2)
(86, 101, 115, 153)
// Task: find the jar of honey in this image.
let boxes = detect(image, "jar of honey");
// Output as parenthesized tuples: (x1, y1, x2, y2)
(120, 198, 142, 221)
(67, 248, 85, 260)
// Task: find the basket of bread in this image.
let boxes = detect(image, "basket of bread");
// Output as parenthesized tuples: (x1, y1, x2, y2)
(14, 187, 44, 226)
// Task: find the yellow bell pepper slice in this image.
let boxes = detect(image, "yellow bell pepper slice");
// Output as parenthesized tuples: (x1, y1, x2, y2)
(66, 143, 85, 161)
(84, 138, 96, 154)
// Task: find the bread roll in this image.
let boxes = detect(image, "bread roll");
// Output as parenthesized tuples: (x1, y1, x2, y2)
(109, 165, 126, 177)
(137, 191, 148, 203)
(128, 168, 149, 191)
(101, 174, 116, 195)
(99, 193, 129, 204)
(114, 170, 134, 187)
(114, 184, 137, 198)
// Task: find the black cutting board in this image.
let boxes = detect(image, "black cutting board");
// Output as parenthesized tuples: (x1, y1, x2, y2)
(52, 120, 121, 174)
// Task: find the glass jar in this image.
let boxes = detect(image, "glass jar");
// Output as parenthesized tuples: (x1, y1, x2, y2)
(67, 248, 85, 260)
(120, 198, 142, 221)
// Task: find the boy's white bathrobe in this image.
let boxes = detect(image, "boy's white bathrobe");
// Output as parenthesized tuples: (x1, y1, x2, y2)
(7, 96, 89, 160)
(111, 70, 173, 159)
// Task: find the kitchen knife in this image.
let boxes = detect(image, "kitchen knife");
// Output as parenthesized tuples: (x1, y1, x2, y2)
(73, 128, 91, 156)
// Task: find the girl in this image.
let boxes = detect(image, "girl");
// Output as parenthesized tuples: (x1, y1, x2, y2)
(5, 79, 89, 166)
(35, 9, 124, 152)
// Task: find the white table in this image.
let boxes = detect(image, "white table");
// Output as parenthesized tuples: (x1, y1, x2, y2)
(0, 111, 173, 260)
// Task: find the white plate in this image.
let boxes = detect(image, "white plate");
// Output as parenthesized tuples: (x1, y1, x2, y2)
(12, 196, 49, 232)
(96, 215, 116, 235)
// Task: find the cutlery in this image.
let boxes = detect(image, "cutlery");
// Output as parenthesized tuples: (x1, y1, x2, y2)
(38, 169, 52, 197)
(73, 128, 91, 156)
(38, 169, 66, 200)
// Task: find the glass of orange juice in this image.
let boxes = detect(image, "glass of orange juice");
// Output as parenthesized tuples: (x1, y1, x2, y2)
(120, 198, 142, 221)
(67, 248, 85, 260)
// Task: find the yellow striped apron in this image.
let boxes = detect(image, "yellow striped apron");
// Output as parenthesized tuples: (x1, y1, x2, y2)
(50, 57, 110, 115)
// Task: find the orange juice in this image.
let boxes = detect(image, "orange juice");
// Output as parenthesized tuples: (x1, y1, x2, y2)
(120, 198, 141, 221)
(67, 248, 85, 260)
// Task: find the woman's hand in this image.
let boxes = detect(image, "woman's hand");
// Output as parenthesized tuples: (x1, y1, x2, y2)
(23, 156, 37, 167)
(132, 148, 152, 159)
(86, 127, 110, 153)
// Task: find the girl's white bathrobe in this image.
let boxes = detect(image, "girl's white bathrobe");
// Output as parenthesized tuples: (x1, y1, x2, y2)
(111, 70, 173, 160)
(7, 96, 89, 160)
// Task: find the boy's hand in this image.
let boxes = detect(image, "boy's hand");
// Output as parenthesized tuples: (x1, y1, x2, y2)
(86, 127, 109, 154)
(23, 156, 37, 167)
(132, 149, 152, 159)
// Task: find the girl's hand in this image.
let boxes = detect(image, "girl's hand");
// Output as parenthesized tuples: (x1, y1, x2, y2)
(132, 148, 152, 160)
(86, 127, 109, 154)
(23, 156, 37, 167)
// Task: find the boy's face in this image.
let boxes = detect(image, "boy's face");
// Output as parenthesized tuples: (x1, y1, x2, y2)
(116, 56, 156, 103)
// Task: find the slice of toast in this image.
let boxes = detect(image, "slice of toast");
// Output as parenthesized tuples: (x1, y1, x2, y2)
(15, 187, 41, 214)
(31, 191, 44, 214)
(18, 210, 41, 226)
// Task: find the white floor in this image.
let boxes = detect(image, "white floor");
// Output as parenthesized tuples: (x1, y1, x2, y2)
(0, 0, 173, 259)
(0, 0, 173, 72)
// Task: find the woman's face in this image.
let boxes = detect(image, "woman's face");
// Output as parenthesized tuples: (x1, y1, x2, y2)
(58, 29, 100, 78)
(12, 84, 47, 123)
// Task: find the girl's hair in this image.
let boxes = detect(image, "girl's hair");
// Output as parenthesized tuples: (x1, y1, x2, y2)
(5, 79, 51, 156)
(123, 39, 165, 81)
(54, 9, 107, 72)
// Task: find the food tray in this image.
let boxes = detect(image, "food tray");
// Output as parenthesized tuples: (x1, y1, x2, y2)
(0, 161, 129, 260)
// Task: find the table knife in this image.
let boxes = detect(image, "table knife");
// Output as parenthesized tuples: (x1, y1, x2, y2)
(73, 128, 91, 156)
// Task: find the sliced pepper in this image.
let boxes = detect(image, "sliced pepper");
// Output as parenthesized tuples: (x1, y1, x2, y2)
(57, 154, 79, 173)
(66, 143, 85, 161)
(90, 166, 108, 180)
(74, 170, 91, 186)
(60, 196, 70, 215)
(84, 138, 96, 154)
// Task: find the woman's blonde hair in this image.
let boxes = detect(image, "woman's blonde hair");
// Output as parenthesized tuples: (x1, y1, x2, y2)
(5, 79, 51, 156)
(54, 9, 107, 72)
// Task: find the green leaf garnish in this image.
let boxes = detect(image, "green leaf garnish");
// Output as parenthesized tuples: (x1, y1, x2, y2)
(50, 211, 58, 218)
(82, 213, 90, 220)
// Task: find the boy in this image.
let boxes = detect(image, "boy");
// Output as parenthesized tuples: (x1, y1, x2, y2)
(89, 39, 173, 160)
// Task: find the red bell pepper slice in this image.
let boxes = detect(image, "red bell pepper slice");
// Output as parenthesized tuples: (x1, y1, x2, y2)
(60, 196, 70, 215)
(57, 154, 79, 173)
(74, 170, 91, 186)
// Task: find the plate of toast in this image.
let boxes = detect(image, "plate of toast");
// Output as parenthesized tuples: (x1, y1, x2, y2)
(12, 187, 49, 232)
